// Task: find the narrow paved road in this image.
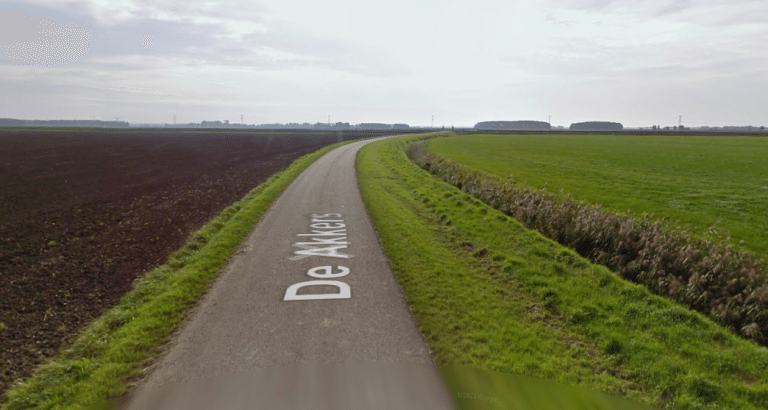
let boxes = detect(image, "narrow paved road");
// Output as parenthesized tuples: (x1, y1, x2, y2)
(125, 137, 456, 409)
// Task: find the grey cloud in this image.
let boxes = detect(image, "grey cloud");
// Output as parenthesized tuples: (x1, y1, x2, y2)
(654, 0, 697, 16)
(551, 0, 767, 26)
(106, 82, 169, 96)
(544, 14, 572, 26)
(550, 0, 624, 11)
(702, 4, 768, 27)
(0, 12, 92, 67)
(93, 15, 404, 76)
(87, 17, 304, 70)
(139, 33, 154, 50)
(87, 17, 223, 57)
(1, 2, 402, 76)
(501, 31, 767, 90)
(241, 23, 407, 76)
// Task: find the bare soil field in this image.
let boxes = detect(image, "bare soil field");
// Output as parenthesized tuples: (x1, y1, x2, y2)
(0, 128, 388, 395)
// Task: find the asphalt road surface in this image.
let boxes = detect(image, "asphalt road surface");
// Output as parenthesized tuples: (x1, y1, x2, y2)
(124, 137, 457, 409)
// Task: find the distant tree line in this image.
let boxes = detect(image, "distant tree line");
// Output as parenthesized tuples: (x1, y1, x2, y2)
(252, 122, 409, 130)
(569, 121, 623, 131)
(698, 126, 766, 132)
(252, 122, 410, 130)
(0, 118, 130, 128)
(0, 117, 414, 130)
(474, 120, 627, 132)
(475, 121, 551, 131)
(356, 123, 391, 130)
(253, 122, 408, 130)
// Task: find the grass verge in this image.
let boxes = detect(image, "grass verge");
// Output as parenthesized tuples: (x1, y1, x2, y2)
(408, 139, 768, 346)
(1, 140, 356, 410)
(356, 134, 768, 410)
(428, 134, 768, 260)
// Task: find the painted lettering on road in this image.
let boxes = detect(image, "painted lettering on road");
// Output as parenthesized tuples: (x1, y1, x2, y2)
(285, 213, 354, 301)
(283, 266, 351, 301)
(289, 213, 354, 261)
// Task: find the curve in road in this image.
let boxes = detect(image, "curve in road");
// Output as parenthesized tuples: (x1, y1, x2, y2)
(125, 137, 456, 409)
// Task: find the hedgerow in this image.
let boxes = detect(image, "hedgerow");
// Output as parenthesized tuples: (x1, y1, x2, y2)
(407, 140, 768, 346)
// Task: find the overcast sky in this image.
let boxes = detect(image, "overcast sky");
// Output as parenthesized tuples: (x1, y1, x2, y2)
(1, 0, 766, 127)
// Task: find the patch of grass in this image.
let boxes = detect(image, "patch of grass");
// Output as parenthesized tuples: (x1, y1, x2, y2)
(429, 134, 768, 260)
(357, 134, 768, 410)
(409, 139, 768, 346)
(0, 140, 357, 410)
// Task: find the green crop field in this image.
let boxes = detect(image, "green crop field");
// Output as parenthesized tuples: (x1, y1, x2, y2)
(429, 134, 768, 260)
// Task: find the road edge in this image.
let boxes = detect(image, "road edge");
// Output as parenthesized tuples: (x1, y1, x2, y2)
(0, 139, 360, 410)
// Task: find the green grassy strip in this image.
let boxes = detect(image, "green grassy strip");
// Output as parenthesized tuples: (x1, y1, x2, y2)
(356, 135, 768, 410)
(428, 134, 768, 260)
(1, 140, 356, 410)
(439, 366, 656, 410)
(408, 139, 768, 346)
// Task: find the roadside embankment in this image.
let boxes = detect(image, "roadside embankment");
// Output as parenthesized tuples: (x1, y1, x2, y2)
(407, 138, 768, 347)
(357, 134, 768, 410)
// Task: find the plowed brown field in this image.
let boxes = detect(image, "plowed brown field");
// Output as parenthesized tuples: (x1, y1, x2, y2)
(0, 128, 389, 395)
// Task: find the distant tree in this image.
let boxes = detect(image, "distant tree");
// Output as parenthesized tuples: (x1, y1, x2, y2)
(475, 121, 551, 131)
(334, 122, 351, 130)
(358, 123, 390, 130)
(569, 121, 623, 131)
